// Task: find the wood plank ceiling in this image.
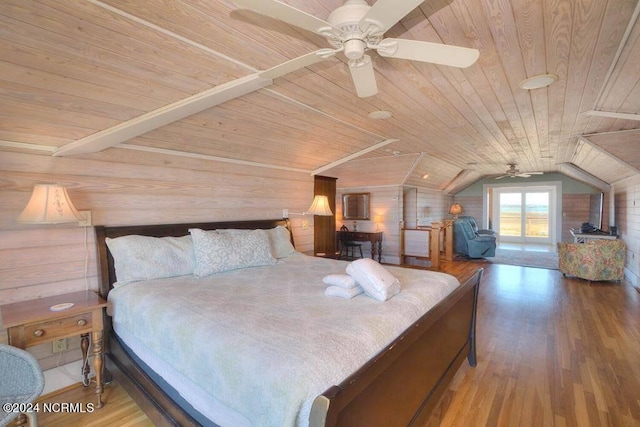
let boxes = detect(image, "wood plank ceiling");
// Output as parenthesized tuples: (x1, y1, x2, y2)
(1, 0, 639, 191)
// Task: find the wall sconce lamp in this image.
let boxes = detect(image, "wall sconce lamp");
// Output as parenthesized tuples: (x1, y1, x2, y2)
(306, 195, 333, 216)
(17, 184, 80, 224)
(284, 195, 334, 218)
(18, 184, 92, 226)
(17, 184, 90, 312)
(449, 203, 463, 219)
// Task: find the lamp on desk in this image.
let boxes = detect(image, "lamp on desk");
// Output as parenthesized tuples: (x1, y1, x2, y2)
(374, 215, 382, 231)
(449, 203, 463, 219)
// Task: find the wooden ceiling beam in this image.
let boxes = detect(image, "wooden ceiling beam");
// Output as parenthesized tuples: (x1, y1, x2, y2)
(580, 110, 640, 121)
(557, 162, 611, 192)
(54, 74, 271, 157)
(311, 139, 398, 176)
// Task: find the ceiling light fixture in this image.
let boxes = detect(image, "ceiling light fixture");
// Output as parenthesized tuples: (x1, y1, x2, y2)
(519, 74, 558, 90)
(368, 110, 393, 120)
(422, 173, 429, 179)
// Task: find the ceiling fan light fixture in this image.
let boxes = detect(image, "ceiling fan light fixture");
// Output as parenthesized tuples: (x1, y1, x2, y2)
(519, 74, 558, 90)
(344, 39, 366, 59)
(368, 110, 392, 119)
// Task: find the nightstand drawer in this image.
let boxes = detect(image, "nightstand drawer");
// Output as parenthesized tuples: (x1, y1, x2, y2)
(23, 313, 93, 347)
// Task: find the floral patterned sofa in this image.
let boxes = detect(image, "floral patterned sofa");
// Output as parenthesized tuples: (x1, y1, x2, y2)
(557, 239, 626, 281)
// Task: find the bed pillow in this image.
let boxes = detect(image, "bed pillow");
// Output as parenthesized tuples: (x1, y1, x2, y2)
(267, 226, 297, 258)
(346, 258, 401, 301)
(105, 235, 194, 285)
(218, 226, 296, 259)
(189, 228, 277, 277)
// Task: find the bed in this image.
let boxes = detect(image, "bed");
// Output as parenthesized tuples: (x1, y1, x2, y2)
(96, 218, 482, 426)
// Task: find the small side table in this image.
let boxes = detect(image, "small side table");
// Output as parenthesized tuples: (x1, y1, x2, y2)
(0, 291, 109, 408)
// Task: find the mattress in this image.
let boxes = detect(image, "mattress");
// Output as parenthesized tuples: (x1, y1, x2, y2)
(107, 253, 460, 426)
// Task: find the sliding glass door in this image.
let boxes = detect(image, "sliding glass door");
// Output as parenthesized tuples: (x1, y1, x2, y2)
(495, 187, 554, 243)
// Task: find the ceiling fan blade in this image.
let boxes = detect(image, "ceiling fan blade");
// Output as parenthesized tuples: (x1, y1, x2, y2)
(359, 0, 425, 34)
(376, 38, 480, 68)
(233, 0, 338, 36)
(516, 171, 544, 178)
(259, 50, 332, 80)
(348, 55, 378, 98)
(494, 175, 508, 180)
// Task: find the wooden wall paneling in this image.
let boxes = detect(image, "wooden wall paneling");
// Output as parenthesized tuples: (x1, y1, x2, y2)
(561, 194, 590, 242)
(417, 188, 454, 226)
(453, 196, 484, 226)
(314, 175, 337, 257)
(613, 176, 640, 288)
(337, 186, 404, 264)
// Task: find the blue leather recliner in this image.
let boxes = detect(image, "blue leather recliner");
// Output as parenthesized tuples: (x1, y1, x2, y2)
(458, 215, 496, 237)
(453, 217, 497, 258)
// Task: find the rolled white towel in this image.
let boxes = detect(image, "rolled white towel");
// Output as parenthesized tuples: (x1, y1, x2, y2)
(324, 285, 363, 299)
(346, 258, 401, 301)
(322, 274, 357, 289)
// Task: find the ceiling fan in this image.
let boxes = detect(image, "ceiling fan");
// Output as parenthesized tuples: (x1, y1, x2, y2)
(494, 164, 544, 180)
(232, 0, 480, 98)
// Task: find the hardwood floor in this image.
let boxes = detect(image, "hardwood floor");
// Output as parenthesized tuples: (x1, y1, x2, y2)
(429, 260, 640, 427)
(27, 260, 640, 426)
(33, 381, 152, 427)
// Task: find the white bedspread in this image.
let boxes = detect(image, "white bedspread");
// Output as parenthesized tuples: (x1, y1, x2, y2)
(108, 254, 460, 427)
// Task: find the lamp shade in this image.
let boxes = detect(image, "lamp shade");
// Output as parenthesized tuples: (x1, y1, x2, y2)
(449, 203, 463, 216)
(306, 195, 333, 216)
(17, 184, 80, 224)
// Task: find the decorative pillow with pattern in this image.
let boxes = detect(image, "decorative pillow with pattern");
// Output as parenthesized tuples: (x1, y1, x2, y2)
(105, 235, 194, 286)
(218, 226, 297, 259)
(189, 228, 277, 277)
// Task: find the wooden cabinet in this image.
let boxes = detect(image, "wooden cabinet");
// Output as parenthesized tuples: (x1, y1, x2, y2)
(314, 175, 337, 257)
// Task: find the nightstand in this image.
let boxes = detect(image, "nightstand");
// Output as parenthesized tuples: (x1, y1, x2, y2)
(0, 291, 109, 408)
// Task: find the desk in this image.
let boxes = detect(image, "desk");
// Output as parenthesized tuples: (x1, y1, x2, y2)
(336, 231, 383, 262)
(0, 291, 109, 408)
(570, 229, 618, 243)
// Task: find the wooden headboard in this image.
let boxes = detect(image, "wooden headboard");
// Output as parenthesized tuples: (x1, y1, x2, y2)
(95, 218, 292, 299)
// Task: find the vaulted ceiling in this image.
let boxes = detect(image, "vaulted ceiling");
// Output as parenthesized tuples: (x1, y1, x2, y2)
(2, 0, 639, 192)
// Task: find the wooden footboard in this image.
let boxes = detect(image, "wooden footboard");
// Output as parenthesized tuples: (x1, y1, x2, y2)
(310, 268, 482, 427)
